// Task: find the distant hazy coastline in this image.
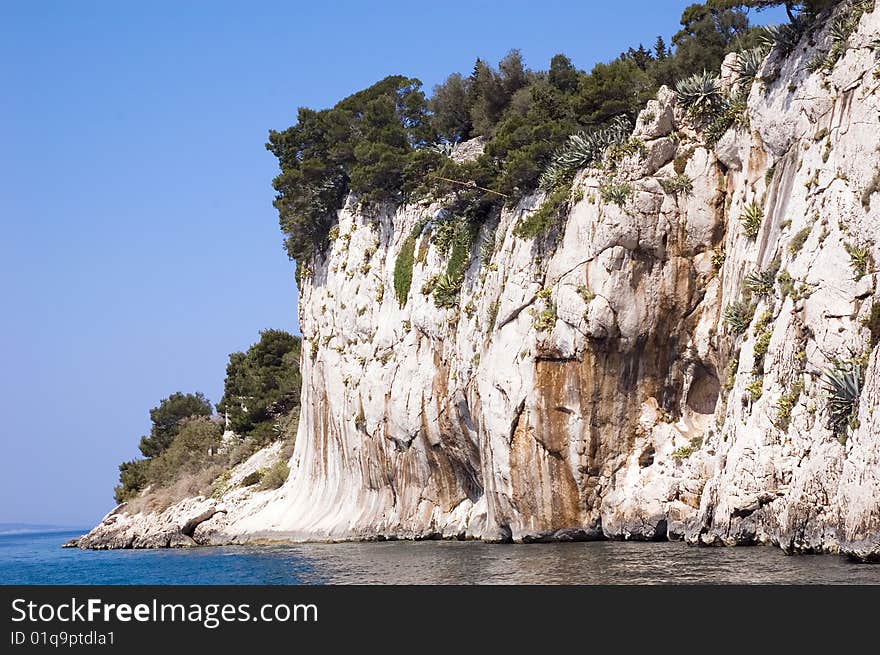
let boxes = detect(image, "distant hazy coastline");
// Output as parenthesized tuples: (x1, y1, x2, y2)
(0, 523, 87, 536)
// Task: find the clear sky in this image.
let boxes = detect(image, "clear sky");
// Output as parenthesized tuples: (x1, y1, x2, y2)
(0, 1, 786, 527)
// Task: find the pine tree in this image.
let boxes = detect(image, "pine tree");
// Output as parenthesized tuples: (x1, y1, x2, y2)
(654, 35, 669, 60)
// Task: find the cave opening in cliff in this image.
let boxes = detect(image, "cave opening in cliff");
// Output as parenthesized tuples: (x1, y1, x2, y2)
(686, 364, 720, 416)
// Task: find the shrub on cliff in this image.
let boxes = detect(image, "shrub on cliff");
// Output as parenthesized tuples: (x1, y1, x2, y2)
(240, 470, 263, 487)
(113, 331, 301, 505)
(393, 234, 418, 306)
(145, 416, 224, 487)
(138, 392, 213, 458)
(668, 3, 752, 78)
(113, 391, 214, 502)
(822, 360, 864, 437)
(258, 460, 290, 491)
(515, 186, 572, 239)
(114, 459, 151, 504)
(217, 329, 302, 440)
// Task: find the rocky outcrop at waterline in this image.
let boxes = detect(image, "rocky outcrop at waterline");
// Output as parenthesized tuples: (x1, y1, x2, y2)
(76, 4, 880, 560)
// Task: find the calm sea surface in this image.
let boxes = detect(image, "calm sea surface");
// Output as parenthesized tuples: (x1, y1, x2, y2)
(2, 530, 880, 584)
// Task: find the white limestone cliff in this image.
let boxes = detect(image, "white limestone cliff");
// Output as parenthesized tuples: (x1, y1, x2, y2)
(77, 4, 880, 560)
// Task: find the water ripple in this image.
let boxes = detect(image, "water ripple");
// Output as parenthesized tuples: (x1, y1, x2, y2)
(2, 532, 879, 585)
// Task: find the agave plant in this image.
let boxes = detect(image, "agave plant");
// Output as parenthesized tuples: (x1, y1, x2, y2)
(822, 361, 864, 434)
(740, 202, 764, 239)
(758, 21, 802, 55)
(743, 269, 776, 296)
(659, 174, 694, 197)
(821, 4, 868, 71)
(723, 300, 755, 335)
(537, 159, 571, 191)
(675, 71, 723, 120)
(600, 180, 632, 207)
(432, 271, 463, 309)
(431, 218, 458, 257)
(733, 46, 770, 88)
(538, 115, 633, 190)
(844, 242, 871, 281)
(558, 134, 601, 169)
(828, 13, 856, 47)
(596, 115, 633, 147)
(806, 52, 828, 74)
(727, 92, 749, 130)
(703, 100, 740, 147)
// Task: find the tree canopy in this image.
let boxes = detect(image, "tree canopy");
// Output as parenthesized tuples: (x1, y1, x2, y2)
(217, 329, 302, 440)
(138, 391, 213, 458)
(706, 0, 840, 22)
(267, 1, 795, 277)
(266, 76, 432, 268)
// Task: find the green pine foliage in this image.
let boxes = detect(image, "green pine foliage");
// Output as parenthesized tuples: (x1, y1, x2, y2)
(138, 392, 213, 458)
(114, 459, 151, 504)
(266, 75, 433, 270)
(267, 2, 765, 269)
(217, 330, 302, 441)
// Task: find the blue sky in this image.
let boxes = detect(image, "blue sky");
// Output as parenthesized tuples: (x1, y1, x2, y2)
(0, 1, 786, 527)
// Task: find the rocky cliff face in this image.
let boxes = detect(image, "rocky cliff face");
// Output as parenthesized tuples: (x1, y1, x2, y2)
(78, 5, 880, 560)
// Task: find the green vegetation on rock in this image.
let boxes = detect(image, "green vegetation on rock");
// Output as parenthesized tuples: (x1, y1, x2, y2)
(137, 392, 213, 459)
(724, 299, 755, 334)
(114, 330, 302, 506)
(394, 234, 418, 306)
(775, 380, 804, 431)
(259, 460, 290, 491)
(267, 1, 775, 275)
(217, 330, 302, 442)
(740, 202, 764, 238)
(822, 359, 864, 437)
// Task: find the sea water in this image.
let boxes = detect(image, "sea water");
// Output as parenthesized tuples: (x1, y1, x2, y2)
(2, 530, 880, 585)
